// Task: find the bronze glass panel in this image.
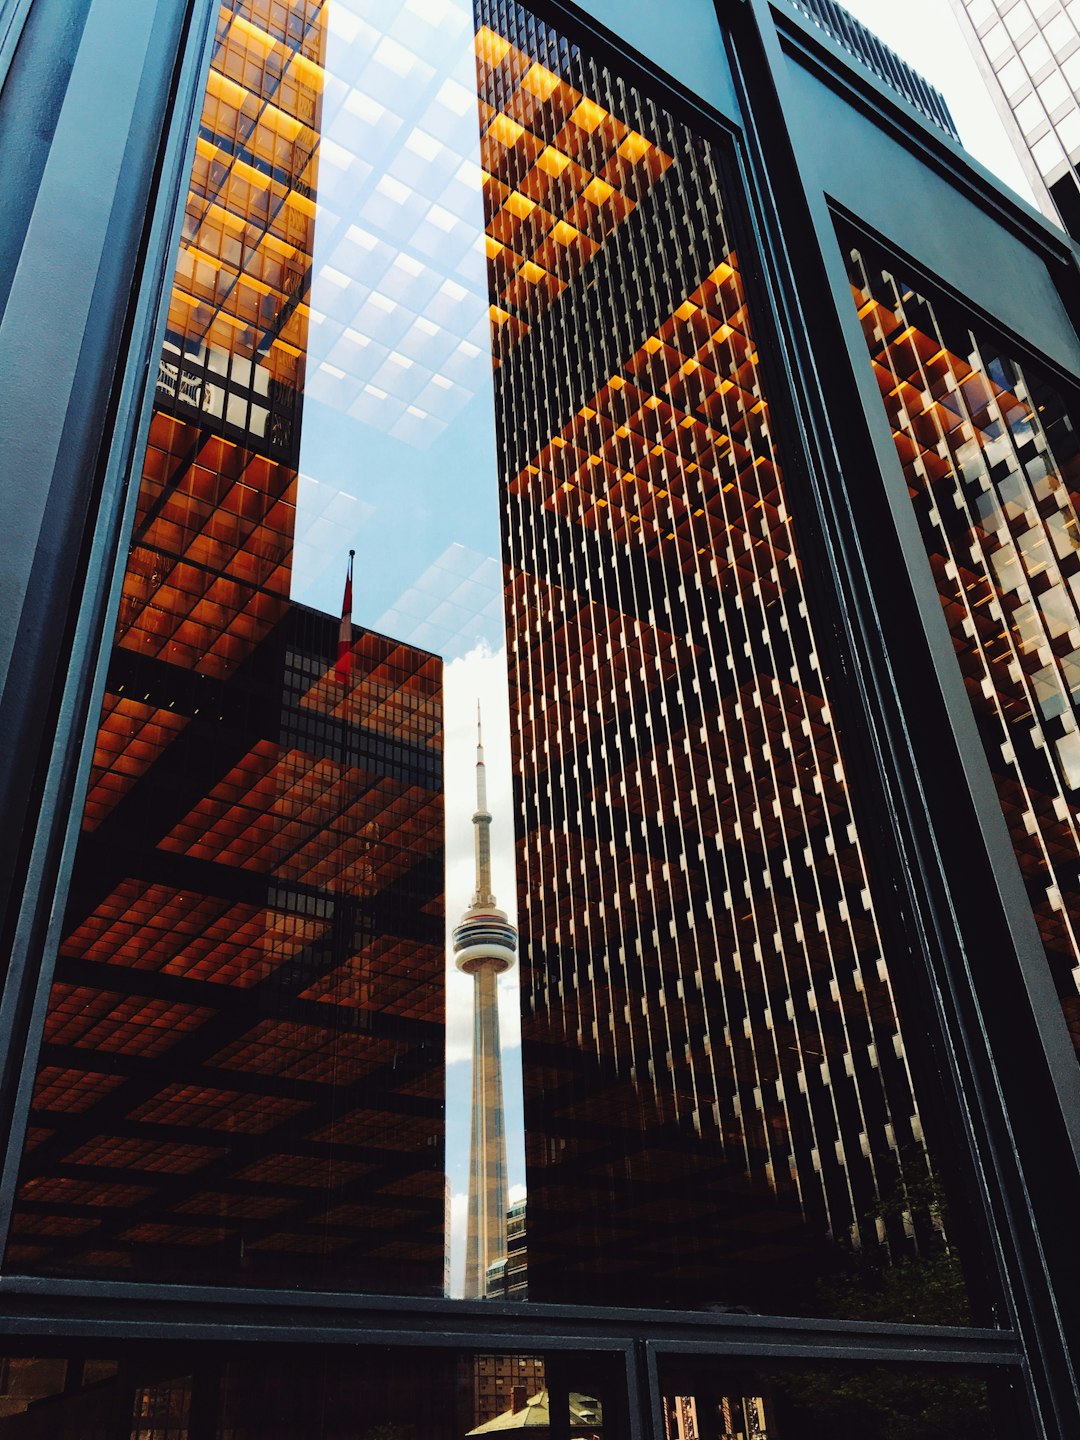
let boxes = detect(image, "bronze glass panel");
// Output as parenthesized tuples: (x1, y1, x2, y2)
(488, 3, 982, 1319)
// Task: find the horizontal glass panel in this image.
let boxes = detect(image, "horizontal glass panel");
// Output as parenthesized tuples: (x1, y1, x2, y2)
(658, 1355, 1022, 1440)
(4, 0, 988, 1324)
(844, 235, 1080, 1066)
(0, 1349, 624, 1440)
(0, 1349, 1021, 1438)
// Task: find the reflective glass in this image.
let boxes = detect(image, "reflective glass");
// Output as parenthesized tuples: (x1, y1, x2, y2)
(658, 1356, 1021, 1440)
(845, 237, 1080, 1066)
(0, 1349, 621, 1440)
(5, 0, 986, 1325)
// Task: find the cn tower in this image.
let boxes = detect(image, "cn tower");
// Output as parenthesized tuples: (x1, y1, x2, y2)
(453, 705, 517, 1299)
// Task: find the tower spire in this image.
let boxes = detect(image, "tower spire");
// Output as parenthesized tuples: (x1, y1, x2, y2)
(472, 702, 494, 906)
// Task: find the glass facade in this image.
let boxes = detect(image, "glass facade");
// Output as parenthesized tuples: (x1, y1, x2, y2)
(0, 1348, 1020, 1440)
(0, 0, 988, 1326)
(846, 236, 1080, 1063)
(953, 0, 1080, 234)
(489, 3, 978, 1319)
(6, 0, 454, 1292)
(657, 1355, 1021, 1440)
(1, 0, 1078, 1433)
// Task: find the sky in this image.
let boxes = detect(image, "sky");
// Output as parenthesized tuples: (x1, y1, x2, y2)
(840, 0, 1038, 206)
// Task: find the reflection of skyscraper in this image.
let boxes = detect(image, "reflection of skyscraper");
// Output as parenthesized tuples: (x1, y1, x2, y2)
(480, 4, 955, 1311)
(485, 1198, 528, 1300)
(454, 713, 517, 1299)
(7, 602, 447, 1288)
(4, 0, 447, 1294)
(949, 0, 1080, 237)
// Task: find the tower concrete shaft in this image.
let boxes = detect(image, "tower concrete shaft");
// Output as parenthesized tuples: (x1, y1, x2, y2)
(463, 961, 508, 1299)
(453, 705, 517, 1299)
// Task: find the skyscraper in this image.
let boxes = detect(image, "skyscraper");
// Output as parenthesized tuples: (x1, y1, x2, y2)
(454, 711, 517, 1299)
(949, 0, 1080, 235)
(484, 2, 951, 1311)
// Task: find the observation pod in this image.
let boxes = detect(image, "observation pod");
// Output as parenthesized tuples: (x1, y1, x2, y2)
(453, 908, 518, 976)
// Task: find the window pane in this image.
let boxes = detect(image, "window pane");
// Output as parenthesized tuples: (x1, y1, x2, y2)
(844, 237, 1080, 1067)
(658, 1356, 1023, 1440)
(4, 0, 987, 1326)
(0, 1349, 624, 1440)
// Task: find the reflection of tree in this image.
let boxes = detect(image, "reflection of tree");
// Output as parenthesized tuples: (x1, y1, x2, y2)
(757, 1157, 998, 1440)
(762, 1364, 997, 1440)
(822, 1149, 971, 1327)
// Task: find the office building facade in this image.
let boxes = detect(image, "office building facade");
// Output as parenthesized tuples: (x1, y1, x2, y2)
(0, 0, 1078, 1436)
(950, 0, 1080, 236)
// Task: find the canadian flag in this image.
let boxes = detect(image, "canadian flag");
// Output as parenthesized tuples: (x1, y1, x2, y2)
(335, 550, 354, 683)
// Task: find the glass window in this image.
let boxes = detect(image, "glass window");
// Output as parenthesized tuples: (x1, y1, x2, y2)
(1019, 32, 1053, 73)
(1032, 129, 1066, 168)
(1015, 91, 1047, 134)
(0, 1349, 626, 1440)
(1057, 105, 1080, 153)
(1003, 0, 1034, 39)
(844, 237, 1080, 1073)
(1036, 69, 1070, 114)
(1042, 11, 1077, 49)
(3, 0, 988, 1329)
(997, 56, 1028, 98)
(966, 0, 995, 27)
(657, 1356, 1024, 1440)
(982, 23, 1013, 61)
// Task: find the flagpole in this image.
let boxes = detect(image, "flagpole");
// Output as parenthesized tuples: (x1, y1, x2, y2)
(335, 549, 355, 688)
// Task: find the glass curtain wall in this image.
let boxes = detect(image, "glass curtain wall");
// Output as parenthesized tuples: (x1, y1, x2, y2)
(1, 0, 995, 1333)
(0, 1347, 1024, 1440)
(844, 234, 1080, 1065)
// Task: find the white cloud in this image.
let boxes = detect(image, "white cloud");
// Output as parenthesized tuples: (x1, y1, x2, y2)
(448, 1188, 468, 1298)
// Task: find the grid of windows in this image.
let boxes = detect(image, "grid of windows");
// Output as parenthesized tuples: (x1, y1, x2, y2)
(488, 0, 976, 1320)
(956, 0, 1080, 229)
(846, 238, 1080, 1060)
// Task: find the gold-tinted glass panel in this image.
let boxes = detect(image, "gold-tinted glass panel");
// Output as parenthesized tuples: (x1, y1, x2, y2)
(488, 2, 981, 1319)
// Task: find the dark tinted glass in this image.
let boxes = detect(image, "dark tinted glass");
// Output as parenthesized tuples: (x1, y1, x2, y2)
(0, 1350, 624, 1440)
(658, 1355, 1022, 1440)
